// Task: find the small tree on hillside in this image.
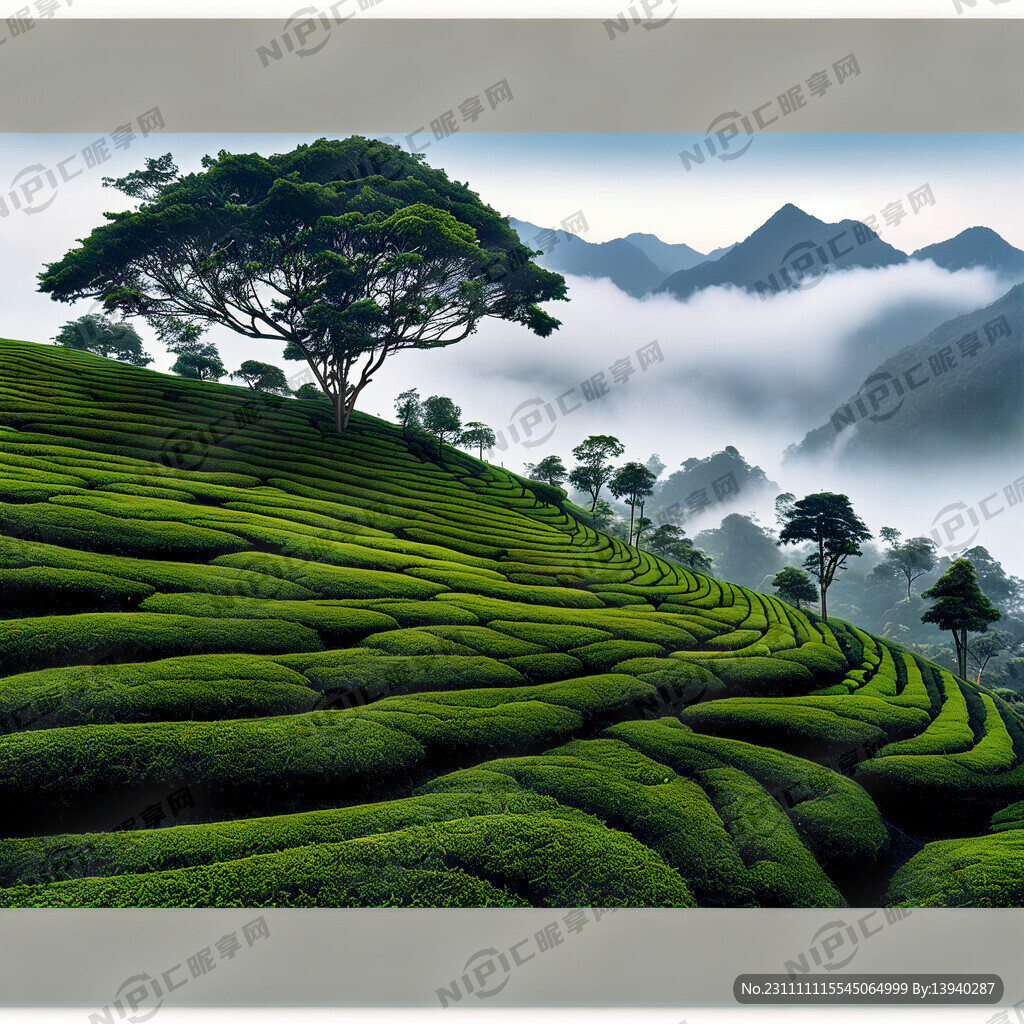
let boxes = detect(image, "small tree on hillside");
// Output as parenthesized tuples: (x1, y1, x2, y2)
(772, 566, 818, 610)
(646, 523, 713, 573)
(922, 558, 1002, 679)
(394, 389, 422, 434)
(645, 453, 666, 477)
(531, 455, 568, 487)
(568, 435, 625, 513)
(233, 360, 292, 395)
(421, 395, 462, 459)
(52, 314, 153, 366)
(590, 497, 620, 532)
(459, 421, 496, 460)
(171, 341, 225, 381)
(967, 630, 1016, 685)
(609, 461, 657, 545)
(296, 381, 332, 404)
(633, 514, 653, 547)
(882, 535, 938, 600)
(777, 492, 872, 622)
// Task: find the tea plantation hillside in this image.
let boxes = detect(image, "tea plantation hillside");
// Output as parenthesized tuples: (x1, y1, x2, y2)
(1, 339, 1021, 908)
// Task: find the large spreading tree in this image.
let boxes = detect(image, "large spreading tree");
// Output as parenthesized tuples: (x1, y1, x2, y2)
(777, 492, 872, 622)
(528, 455, 568, 488)
(921, 558, 1002, 679)
(37, 137, 568, 432)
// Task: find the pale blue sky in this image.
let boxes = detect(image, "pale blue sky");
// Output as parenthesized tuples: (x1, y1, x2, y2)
(2, 132, 1021, 571)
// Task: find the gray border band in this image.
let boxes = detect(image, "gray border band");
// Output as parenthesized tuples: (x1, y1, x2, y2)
(0, 19, 1022, 131)
(0, 908, 1022, 1008)
(1, 13, 1023, 1011)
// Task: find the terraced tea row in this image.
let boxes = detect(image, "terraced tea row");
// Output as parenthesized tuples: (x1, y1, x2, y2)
(1, 338, 1021, 907)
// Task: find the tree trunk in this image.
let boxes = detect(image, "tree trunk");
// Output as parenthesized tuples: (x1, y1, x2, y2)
(334, 393, 345, 433)
(818, 536, 828, 621)
(628, 501, 636, 546)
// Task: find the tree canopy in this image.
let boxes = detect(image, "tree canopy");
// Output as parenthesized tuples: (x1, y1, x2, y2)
(37, 137, 568, 431)
(170, 341, 225, 381)
(394, 388, 422, 434)
(51, 314, 152, 366)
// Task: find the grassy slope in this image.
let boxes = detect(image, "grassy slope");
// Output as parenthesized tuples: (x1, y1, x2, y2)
(1, 338, 1022, 908)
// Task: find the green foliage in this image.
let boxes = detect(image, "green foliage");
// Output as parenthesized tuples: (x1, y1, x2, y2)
(922, 558, 1002, 678)
(885, 830, 1024, 907)
(2, 338, 1023, 909)
(570, 640, 667, 672)
(568, 435, 625, 512)
(646, 523, 713, 573)
(772, 566, 818, 609)
(170, 342, 226, 381)
(295, 382, 332, 404)
(459, 421, 496, 459)
(529, 455, 568, 487)
(51, 314, 152, 366)
(0, 654, 315, 729)
(777, 492, 872, 621)
(421, 395, 462, 457)
(233, 360, 292, 395)
(39, 137, 568, 431)
(0, 612, 325, 675)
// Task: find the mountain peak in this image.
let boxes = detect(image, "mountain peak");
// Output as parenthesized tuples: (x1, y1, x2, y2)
(912, 227, 1024, 276)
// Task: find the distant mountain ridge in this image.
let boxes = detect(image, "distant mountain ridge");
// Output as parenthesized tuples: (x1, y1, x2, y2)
(512, 206, 1024, 302)
(508, 217, 734, 298)
(786, 282, 1024, 466)
(912, 227, 1024, 277)
(654, 203, 907, 301)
